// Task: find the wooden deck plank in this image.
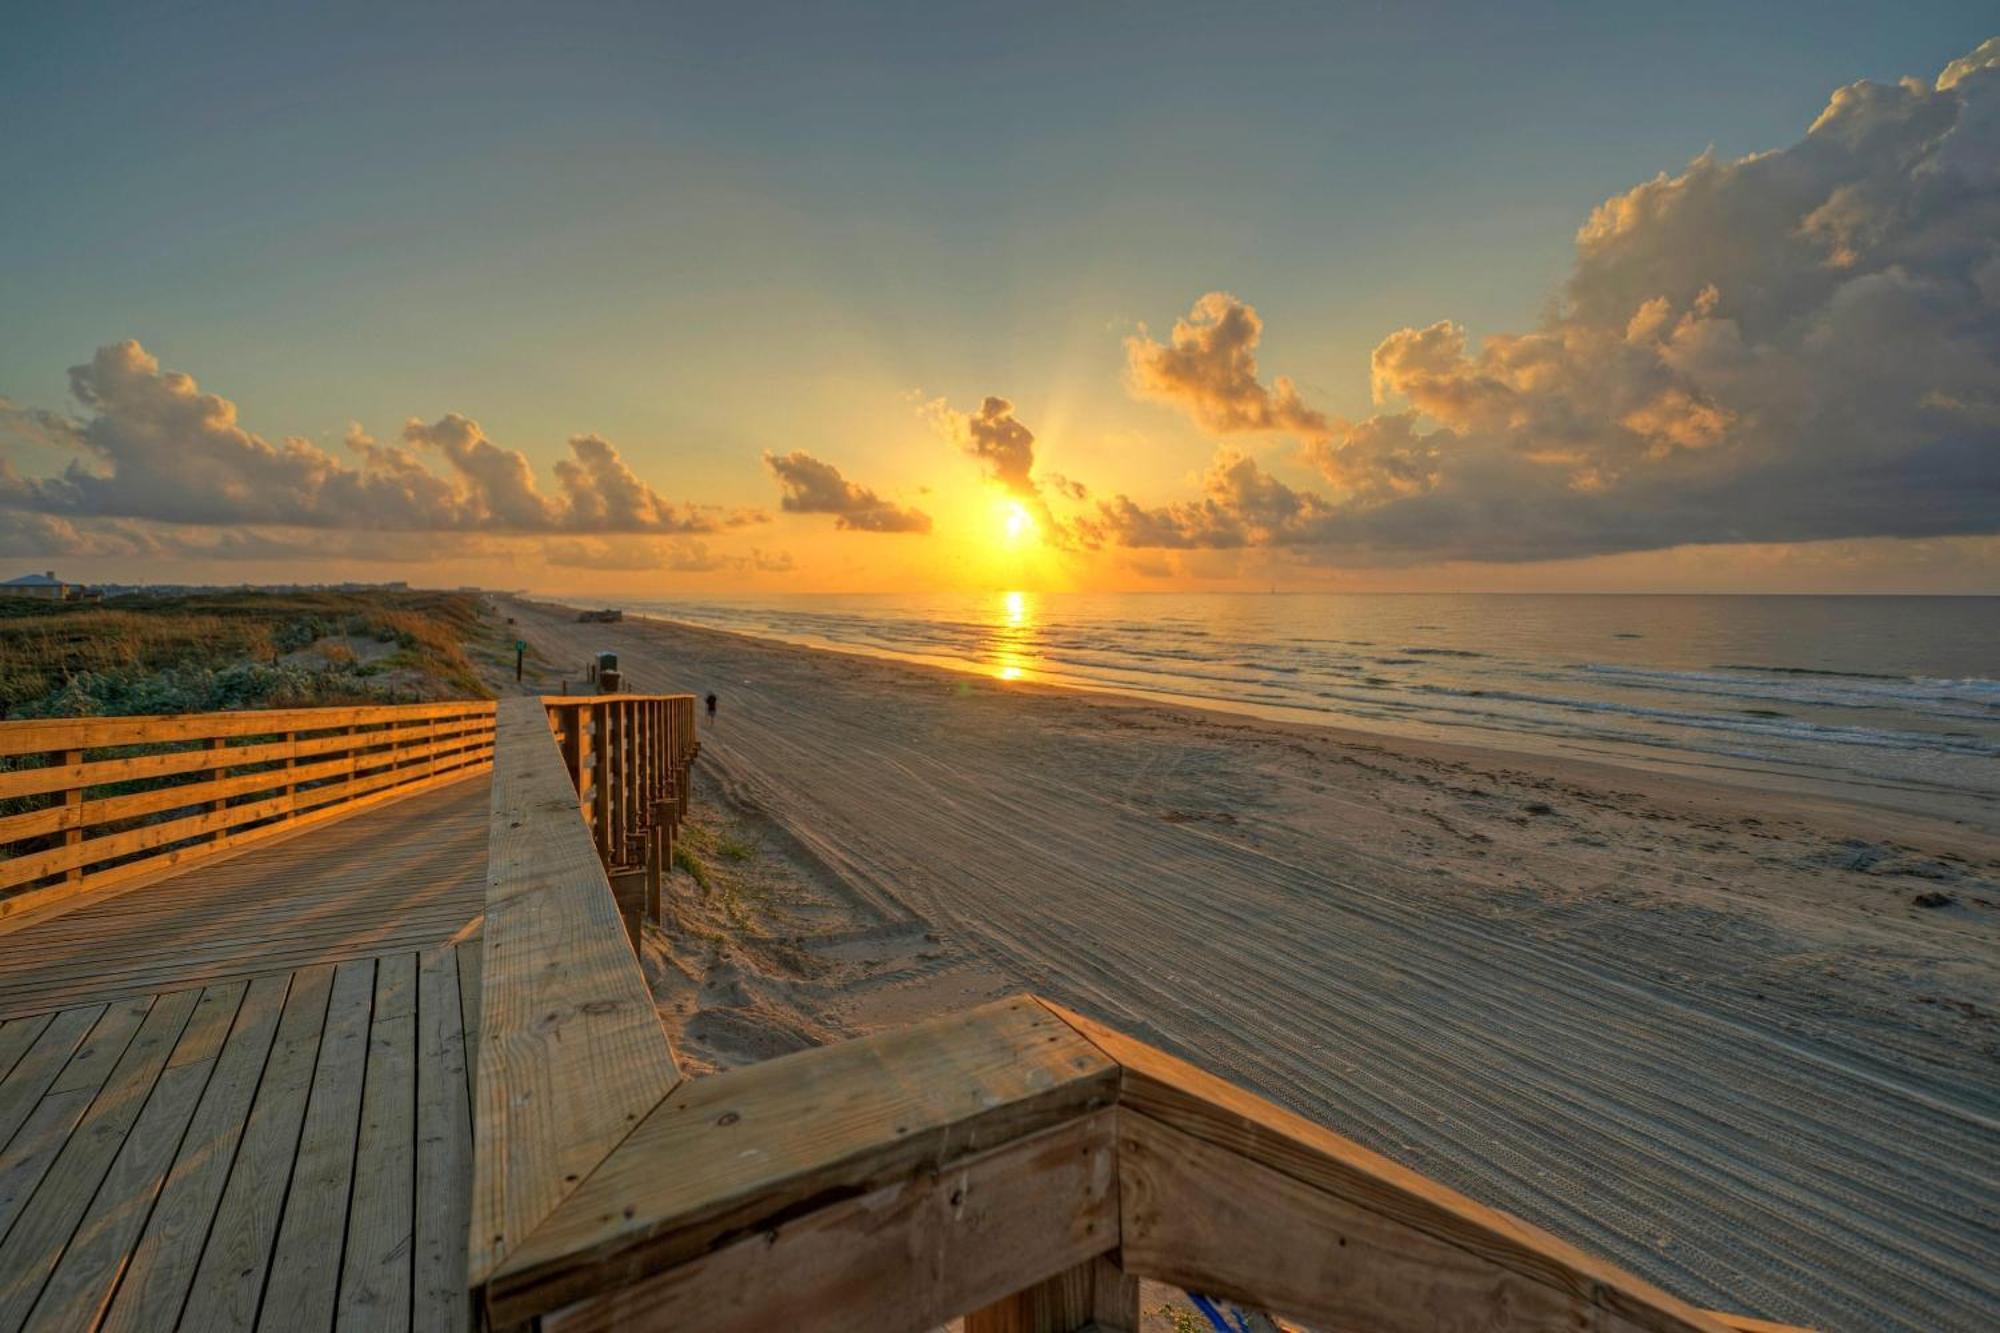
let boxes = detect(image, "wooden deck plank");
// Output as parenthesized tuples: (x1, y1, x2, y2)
(415, 946, 472, 1333)
(0, 988, 199, 1328)
(27, 982, 247, 1329)
(0, 1001, 149, 1240)
(97, 971, 290, 1333)
(0, 904, 482, 973)
(0, 734, 497, 1329)
(258, 958, 376, 1330)
(0, 779, 487, 1021)
(337, 953, 418, 1331)
(0, 924, 482, 1021)
(179, 964, 336, 1332)
(0, 1005, 106, 1151)
(0, 1015, 54, 1086)
(455, 939, 481, 1113)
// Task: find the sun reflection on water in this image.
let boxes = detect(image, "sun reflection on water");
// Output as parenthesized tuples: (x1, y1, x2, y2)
(993, 590, 1032, 681)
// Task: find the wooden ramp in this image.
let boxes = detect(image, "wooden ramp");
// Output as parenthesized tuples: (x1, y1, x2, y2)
(0, 774, 488, 1331)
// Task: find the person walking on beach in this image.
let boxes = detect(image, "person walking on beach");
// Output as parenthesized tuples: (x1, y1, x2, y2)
(705, 692, 718, 726)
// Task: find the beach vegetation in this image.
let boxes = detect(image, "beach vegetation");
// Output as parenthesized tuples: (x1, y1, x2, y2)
(0, 589, 494, 718)
(672, 842, 713, 893)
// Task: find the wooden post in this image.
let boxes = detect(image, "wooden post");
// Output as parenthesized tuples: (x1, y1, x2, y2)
(645, 813, 663, 925)
(648, 799, 671, 924)
(59, 748, 82, 883)
(612, 702, 629, 863)
(207, 735, 228, 842)
(965, 1255, 1139, 1333)
(591, 706, 611, 866)
(559, 710, 583, 804)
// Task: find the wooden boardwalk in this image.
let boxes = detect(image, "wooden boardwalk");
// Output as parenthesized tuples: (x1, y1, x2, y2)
(0, 775, 488, 1331)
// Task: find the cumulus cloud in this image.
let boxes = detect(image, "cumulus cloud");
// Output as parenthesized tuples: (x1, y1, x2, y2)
(1125, 292, 1331, 438)
(0, 340, 759, 535)
(1079, 453, 1333, 550)
(1098, 40, 2000, 562)
(762, 450, 932, 533)
(925, 395, 1043, 498)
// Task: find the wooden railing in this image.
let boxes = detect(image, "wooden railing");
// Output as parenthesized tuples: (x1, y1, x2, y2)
(474, 696, 682, 1306)
(0, 700, 495, 929)
(539, 694, 698, 942)
(471, 692, 1807, 1332)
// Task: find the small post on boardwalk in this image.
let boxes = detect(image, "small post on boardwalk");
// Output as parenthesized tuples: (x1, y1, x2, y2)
(514, 638, 526, 682)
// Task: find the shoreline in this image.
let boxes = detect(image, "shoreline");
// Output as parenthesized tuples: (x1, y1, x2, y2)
(502, 595, 1999, 1331)
(601, 599, 2000, 849)
(607, 596, 1999, 835)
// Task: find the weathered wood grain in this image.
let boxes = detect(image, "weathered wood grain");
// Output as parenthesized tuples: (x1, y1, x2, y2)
(541, 1112, 1119, 1333)
(0, 702, 494, 757)
(965, 1254, 1140, 1333)
(27, 981, 246, 1329)
(178, 964, 336, 1330)
(260, 958, 376, 1327)
(1040, 998, 1731, 1333)
(469, 696, 678, 1287)
(0, 988, 200, 1326)
(97, 972, 291, 1333)
(338, 953, 418, 1331)
(415, 946, 473, 1333)
(486, 995, 1117, 1326)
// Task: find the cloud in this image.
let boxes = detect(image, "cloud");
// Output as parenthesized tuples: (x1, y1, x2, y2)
(542, 536, 797, 573)
(762, 450, 932, 533)
(1079, 452, 1332, 550)
(1, 340, 760, 535)
(1125, 292, 1331, 438)
(1098, 39, 2000, 563)
(0, 507, 511, 565)
(924, 395, 1043, 498)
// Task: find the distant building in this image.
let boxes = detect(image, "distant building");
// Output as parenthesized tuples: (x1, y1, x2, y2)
(0, 571, 73, 601)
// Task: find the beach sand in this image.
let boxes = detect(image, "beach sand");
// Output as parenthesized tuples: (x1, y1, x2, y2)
(500, 597, 1999, 1332)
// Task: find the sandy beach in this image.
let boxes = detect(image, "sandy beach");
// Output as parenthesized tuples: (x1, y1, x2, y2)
(504, 597, 1999, 1332)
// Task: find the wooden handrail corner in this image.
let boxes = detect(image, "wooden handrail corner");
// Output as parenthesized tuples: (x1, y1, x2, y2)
(473, 988, 1803, 1332)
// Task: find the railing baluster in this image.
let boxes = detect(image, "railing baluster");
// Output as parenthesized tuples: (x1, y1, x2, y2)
(59, 748, 83, 884)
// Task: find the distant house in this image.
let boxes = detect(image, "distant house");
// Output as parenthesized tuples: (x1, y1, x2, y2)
(0, 571, 73, 601)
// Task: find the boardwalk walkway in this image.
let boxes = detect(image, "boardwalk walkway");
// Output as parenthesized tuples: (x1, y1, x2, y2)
(0, 774, 488, 1331)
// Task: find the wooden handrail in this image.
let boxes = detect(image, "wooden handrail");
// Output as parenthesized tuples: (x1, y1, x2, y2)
(471, 992, 1810, 1332)
(471, 697, 681, 1290)
(0, 700, 495, 929)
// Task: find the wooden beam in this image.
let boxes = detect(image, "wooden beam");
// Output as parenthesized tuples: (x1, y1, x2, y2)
(1038, 998, 1731, 1333)
(965, 1254, 1139, 1333)
(541, 1112, 1120, 1333)
(471, 696, 679, 1288)
(0, 700, 495, 756)
(485, 995, 1119, 1326)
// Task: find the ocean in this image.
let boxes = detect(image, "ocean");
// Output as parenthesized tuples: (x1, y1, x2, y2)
(625, 592, 1999, 826)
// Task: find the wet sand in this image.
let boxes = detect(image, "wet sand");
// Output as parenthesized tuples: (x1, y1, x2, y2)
(504, 596, 2000, 1332)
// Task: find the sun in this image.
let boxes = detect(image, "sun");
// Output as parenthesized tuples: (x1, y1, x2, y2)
(1000, 499, 1036, 546)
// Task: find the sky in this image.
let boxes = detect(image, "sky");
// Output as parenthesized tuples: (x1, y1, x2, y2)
(1, 3, 1996, 595)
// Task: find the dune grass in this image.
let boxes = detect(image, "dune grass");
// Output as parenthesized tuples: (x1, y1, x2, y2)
(0, 589, 495, 717)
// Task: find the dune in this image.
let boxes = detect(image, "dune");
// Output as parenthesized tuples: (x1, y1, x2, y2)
(503, 596, 2000, 1333)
